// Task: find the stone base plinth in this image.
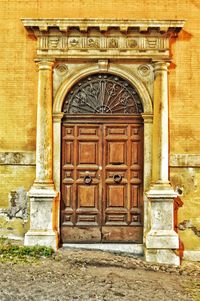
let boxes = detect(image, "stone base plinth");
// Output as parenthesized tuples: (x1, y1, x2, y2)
(24, 230, 58, 250)
(145, 184, 180, 265)
(145, 249, 180, 266)
(25, 186, 58, 250)
(146, 230, 179, 249)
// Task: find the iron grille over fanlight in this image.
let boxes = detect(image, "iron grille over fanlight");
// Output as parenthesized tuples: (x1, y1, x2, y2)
(63, 74, 143, 114)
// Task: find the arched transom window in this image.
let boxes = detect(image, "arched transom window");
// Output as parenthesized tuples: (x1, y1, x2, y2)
(63, 73, 143, 114)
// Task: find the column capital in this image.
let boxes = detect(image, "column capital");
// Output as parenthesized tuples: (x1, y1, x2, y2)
(153, 61, 170, 74)
(34, 58, 55, 70)
(53, 112, 64, 123)
(142, 113, 153, 123)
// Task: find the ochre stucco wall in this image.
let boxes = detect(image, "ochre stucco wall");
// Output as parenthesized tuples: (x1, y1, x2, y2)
(0, 0, 199, 250)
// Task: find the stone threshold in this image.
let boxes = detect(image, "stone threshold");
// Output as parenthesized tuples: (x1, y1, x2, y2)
(62, 243, 144, 255)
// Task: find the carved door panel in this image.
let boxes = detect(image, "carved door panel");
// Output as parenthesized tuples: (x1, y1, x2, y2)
(102, 124, 143, 242)
(61, 124, 102, 242)
(61, 120, 143, 243)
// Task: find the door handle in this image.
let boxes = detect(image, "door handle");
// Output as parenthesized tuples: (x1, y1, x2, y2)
(84, 175, 92, 185)
(113, 174, 122, 183)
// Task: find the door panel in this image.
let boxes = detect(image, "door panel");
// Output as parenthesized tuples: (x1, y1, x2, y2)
(103, 125, 129, 229)
(102, 123, 143, 242)
(61, 124, 102, 242)
(61, 119, 143, 243)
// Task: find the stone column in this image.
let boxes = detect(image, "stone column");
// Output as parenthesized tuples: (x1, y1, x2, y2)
(142, 114, 153, 238)
(34, 59, 54, 188)
(146, 61, 180, 265)
(152, 61, 170, 184)
(24, 59, 58, 250)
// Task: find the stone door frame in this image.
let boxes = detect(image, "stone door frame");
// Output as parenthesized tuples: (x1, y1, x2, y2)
(53, 63, 153, 243)
(22, 18, 184, 265)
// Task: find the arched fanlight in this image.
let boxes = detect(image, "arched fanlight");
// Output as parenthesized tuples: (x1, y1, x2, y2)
(63, 73, 143, 114)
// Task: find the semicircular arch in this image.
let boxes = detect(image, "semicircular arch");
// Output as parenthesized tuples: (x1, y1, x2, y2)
(53, 64, 153, 114)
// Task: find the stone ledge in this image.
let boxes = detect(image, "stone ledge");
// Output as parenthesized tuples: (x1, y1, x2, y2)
(22, 18, 185, 33)
(170, 154, 200, 167)
(1, 152, 200, 167)
(0, 151, 35, 166)
(183, 250, 200, 262)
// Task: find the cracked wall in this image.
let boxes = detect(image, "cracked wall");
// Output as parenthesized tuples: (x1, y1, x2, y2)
(171, 168, 200, 251)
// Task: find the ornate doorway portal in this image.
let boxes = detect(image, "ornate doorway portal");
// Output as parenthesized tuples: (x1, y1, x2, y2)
(61, 74, 144, 243)
(22, 18, 184, 265)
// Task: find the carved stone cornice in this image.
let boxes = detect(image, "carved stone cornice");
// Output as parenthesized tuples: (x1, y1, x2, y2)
(22, 18, 185, 60)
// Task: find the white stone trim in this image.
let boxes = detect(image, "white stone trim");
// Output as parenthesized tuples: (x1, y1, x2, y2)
(53, 63, 154, 239)
(53, 63, 153, 114)
(183, 251, 200, 262)
(170, 154, 200, 167)
(22, 18, 185, 33)
(0, 151, 35, 165)
(62, 243, 144, 255)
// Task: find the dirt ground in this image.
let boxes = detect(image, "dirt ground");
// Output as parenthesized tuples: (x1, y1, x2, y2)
(0, 248, 199, 301)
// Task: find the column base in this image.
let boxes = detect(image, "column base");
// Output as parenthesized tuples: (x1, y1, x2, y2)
(147, 183, 177, 198)
(145, 248, 180, 266)
(32, 181, 55, 190)
(24, 230, 58, 250)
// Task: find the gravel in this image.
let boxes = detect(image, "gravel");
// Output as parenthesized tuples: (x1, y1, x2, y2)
(0, 248, 199, 301)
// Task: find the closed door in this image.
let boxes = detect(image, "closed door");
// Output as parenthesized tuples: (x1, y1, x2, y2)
(61, 118, 143, 243)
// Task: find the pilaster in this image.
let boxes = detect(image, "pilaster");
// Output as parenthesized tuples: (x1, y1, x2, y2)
(142, 114, 153, 238)
(25, 59, 58, 250)
(145, 61, 180, 265)
(34, 59, 55, 188)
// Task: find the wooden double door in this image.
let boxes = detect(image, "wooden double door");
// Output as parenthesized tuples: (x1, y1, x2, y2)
(61, 116, 144, 243)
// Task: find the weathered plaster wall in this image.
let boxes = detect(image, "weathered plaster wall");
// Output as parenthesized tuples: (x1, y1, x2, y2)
(0, 0, 199, 251)
(0, 165, 35, 239)
(171, 167, 200, 251)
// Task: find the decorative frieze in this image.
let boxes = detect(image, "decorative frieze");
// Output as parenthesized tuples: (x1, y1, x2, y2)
(22, 19, 184, 59)
(39, 36, 168, 50)
(37, 35, 169, 56)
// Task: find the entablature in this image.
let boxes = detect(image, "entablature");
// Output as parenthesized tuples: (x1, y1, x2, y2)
(22, 19, 185, 60)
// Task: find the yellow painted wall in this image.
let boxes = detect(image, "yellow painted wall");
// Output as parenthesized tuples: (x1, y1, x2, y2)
(0, 0, 199, 249)
(171, 168, 200, 251)
(0, 0, 200, 153)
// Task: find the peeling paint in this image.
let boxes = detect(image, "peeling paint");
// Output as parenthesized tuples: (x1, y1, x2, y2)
(178, 220, 200, 237)
(170, 168, 200, 251)
(2, 188, 28, 220)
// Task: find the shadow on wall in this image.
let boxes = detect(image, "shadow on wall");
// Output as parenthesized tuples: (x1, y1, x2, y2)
(169, 29, 193, 69)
